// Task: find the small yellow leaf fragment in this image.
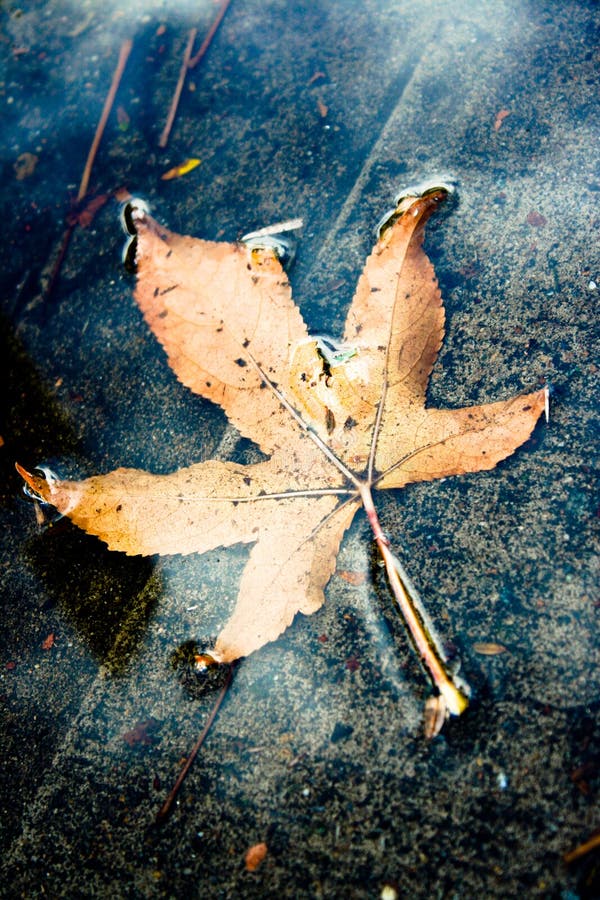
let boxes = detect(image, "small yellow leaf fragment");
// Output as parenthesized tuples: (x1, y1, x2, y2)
(244, 841, 268, 872)
(473, 642, 508, 656)
(161, 158, 201, 180)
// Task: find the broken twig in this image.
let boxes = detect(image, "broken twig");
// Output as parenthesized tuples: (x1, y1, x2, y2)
(158, 0, 233, 148)
(188, 0, 232, 68)
(158, 29, 197, 149)
(39, 39, 132, 304)
(563, 830, 600, 864)
(78, 38, 133, 201)
(155, 663, 235, 823)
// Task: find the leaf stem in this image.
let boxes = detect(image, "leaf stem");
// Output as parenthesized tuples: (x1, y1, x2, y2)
(359, 483, 469, 716)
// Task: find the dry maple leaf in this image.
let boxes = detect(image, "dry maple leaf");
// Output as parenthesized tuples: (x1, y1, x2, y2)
(17, 184, 547, 719)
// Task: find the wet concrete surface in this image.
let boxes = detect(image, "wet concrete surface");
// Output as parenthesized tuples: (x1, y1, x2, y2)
(1, 1, 598, 896)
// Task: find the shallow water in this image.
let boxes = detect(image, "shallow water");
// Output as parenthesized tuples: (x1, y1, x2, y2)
(1, 1, 599, 897)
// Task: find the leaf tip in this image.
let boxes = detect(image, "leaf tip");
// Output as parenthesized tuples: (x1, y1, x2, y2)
(15, 461, 59, 506)
(15, 461, 41, 493)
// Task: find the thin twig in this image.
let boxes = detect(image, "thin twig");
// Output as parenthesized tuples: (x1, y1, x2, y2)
(158, 0, 233, 149)
(78, 38, 133, 201)
(158, 28, 197, 149)
(39, 224, 75, 304)
(155, 664, 235, 824)
(563, 830, 600, 864)
(37, 39, 132, 305)
(188, 0, 232, 68)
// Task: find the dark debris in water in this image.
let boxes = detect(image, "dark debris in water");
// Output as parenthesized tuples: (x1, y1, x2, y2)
(170, 640, 232, 700)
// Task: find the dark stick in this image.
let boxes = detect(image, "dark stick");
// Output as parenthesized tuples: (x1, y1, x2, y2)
(39, 224, 75, 305)
(155, 664, 235, 823)
(78, 38, 133, 201)
(39, 39, 133, 304)
(188, 0, 233, 68)
(158, 28, 197, 149)
(563, 831, 600, 864)
(158, 0, 233, 149)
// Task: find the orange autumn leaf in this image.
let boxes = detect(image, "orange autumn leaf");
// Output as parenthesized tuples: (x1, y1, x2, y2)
(17, 185, 546, 715)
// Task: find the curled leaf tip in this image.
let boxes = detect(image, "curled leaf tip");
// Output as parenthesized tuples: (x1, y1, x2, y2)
(15, 462, 59, 507)
(194, 652, 219, 673)
(15, 462, 42, 492)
